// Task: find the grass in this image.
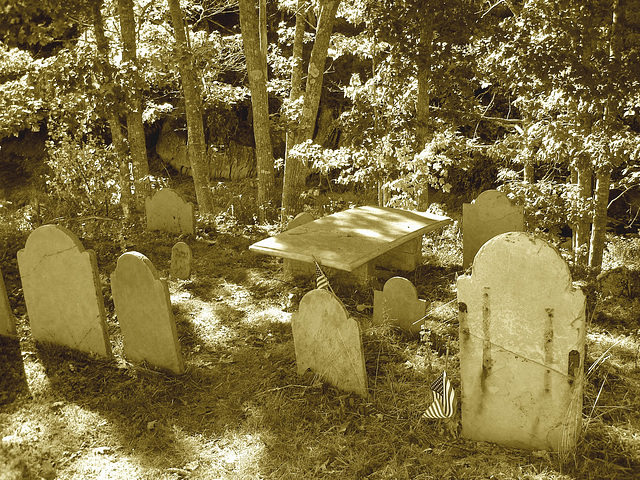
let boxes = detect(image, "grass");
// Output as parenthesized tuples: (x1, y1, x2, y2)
(1, 195, 639, 479)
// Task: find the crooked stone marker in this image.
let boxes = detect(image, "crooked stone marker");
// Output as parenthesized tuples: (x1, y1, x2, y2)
(0, 267, 17, 337)
(373, 276, 426, 335)
(170, 242, 192, 280)
(292, 289, 367, 396)
(145, 188, 195, 236)
(284, 212, 316, 277)
(111, 251, 184, 374)
(462, 189, 524, 269)
(17, 225, 111, 357)
(457, 232, 585, 452)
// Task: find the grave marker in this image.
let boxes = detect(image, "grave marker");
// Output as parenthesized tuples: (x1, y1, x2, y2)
(145, 188, 195, 235)
(462, 189, 524, 269)
(17, 225, 111, 357)
(0, 267, 17, 337)
(457, 232, 585, 452)
(111, 251, 184, 374)
(372, 276, 426, 334)
(170, 242, 192, 280)
(292, 289, 367, 396)
(284, 212, 316, 277)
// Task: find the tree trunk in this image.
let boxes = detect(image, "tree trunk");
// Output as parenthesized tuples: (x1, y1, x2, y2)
(574, 161, 592, 264)
(117, 0, 149, 209)
(416, 18, 433, 210)
(91, 0, 131, 218)
(167, 0, 215, 216)
(588, 167, 611, 271)
(238, 0, 276, 222)
(282, 0, 341, 217)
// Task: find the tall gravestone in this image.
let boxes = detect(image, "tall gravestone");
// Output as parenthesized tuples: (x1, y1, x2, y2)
(17, 225, 111, 357)
(462, 189, 524, 269)
(170, 242, 192, 280)
(145, 188, 195, 236)
(457, 232, 585, 452)
(111, 252, 184, 374)
(292, 289, 367, 397)
(372, 276, 426, 334)
(0, 267, 17, 337)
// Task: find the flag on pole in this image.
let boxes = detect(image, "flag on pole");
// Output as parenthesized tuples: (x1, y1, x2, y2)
(424, 370, 456, 419)
(314, 258, 331, 291)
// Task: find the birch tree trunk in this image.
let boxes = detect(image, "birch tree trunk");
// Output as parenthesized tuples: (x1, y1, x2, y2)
(167, 0, 215, 215)
(588, 168, 611, 270)
(238, 0, 276, 222)
(416, 18, 433, 211)
(574, 161, 592, 264)
(117, 0, 149, 209)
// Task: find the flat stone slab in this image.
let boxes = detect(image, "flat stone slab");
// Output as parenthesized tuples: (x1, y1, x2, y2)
(145, 188, 195, 235)
(292, 289, 367, 396)
(17, 225, 111, 357)
(462, 189, 524, 269)
(170, 242, 192, 280)
(111, 252, 184, 374)
(457, 232, 585, 452)
(373, 276, 426, 334)
(0, 267, 16, 337)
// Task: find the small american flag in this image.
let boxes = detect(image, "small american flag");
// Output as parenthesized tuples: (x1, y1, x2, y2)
(314, 258, 331, 291)
(424, 370, 456, 419)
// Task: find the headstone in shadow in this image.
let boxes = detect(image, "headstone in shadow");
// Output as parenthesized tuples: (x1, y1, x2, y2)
(292, 289, 367, 397)
(372, 276, 426, 334)
(0, 267, 16, 337)
(17, 225, 112, 357)
(457, 232, 585, 452)
(170, 242, 192, 280)
(284, 212, 316, 277)
(111, 252, 184, 374)
(145, 188, 195, 236)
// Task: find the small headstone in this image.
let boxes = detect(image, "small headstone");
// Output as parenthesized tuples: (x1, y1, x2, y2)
(145, 188, 195, 236)
(17, 225, 111, 357)
(462, 189, 524, 269)
(111, 251, 184, 374)
(0, 267, 17, 337)
(284, 212, 316, 276)
(287, 212, 315, 230)
(170, 242, 192, 280)
(457, 232, 585, 452)
(372, 277, 426, 334)
(292, 289, 367, 396)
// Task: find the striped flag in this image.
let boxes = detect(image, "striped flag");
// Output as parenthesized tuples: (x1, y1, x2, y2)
(314, 258, 331, 291)
(424, 371, 456, 419)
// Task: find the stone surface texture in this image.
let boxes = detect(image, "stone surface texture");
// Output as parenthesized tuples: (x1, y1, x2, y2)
(145, 188, 195, 235)
(373, 276, 426, 334)
(292, 289, 367, 396)
(111, 252, 184, 374)
(0, 267, 17, 336)
(457, 232, 585, 452)
(462, 189, 524, 268)
(170, 242, 192, 280)
(17, 225, 111, 356)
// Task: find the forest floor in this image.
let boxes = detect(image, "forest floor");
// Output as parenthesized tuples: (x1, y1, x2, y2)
(1, 180, 640, 480)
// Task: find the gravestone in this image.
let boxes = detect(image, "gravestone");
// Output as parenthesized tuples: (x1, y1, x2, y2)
(0, 267, 16, 337)
(292, 289, 367, 396)
(372, 276, 426, 334)
(462, 189, 524, 269)
(17, 225, 111, 357)
(170, 242, 192, 280)
(284, 212, 316, 277)
(145, 188, 195, 236)
(111, 252, 184, 374)
(457, 232, 586, 452)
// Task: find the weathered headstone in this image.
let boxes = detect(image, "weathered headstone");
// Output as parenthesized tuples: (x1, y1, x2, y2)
(170, 242, 192, 280)
(17, 225, 111, 357)
(462, 189, 524, 269)
(292, 289, 367, 396)
(372, 276, 426, 334)
(111, 252, 184, 374)
(284, 212, 316, 277)
(0, 267, 17, 337)
(145, 188, 195, 236)
(457, 232, 585, 452)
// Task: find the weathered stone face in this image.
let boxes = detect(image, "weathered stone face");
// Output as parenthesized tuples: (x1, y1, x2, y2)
(145, 188, 195, 236)
(292, 289, 367, 397)
(0, 267, 17, 337)
(111, 252, 184, 375)
(373, 276, 426, 335)
(17, 225, 111, 357)
(170, 242, 192, 280)
(457, 232, 585, 452)
(462, 189, 524, 269)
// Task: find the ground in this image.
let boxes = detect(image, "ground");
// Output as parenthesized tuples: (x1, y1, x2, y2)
(1, 186, 639, 480)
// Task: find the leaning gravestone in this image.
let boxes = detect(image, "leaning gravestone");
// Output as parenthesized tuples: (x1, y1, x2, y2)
(283, 212, 316, 277)
(0, 267, 17, 337)
(462, 189, 524, 269)
(292, 289, 367, 397)
(17, 225, 111, 357)
(457, 232, 585, 452)
(145, 188, 195, 236)
(372, 276, 426, 335)
(111, 252, 184, 374)
(170, 242, 192, 280)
